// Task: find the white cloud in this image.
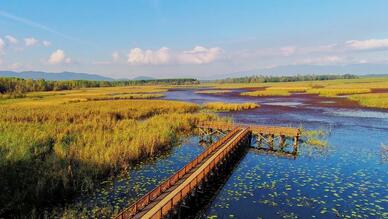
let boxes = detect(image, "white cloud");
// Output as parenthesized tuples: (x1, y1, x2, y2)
(127, 47, 170, 65)
(298, 56, 343, 65)
(280, 46, 297, 56)
(8, 62, 21, 70)
(5, 35, 18, 44)
(0, 38, 4, 64)
(92, 60, 111, 65)
(112, 51, 120, 62)
(345, 39, 388, 50)
(24, 37, 38, 46)
(178, 46, 222, 64)
(297, 44, 338, 55)
(48, 49, 70, 64)
(0, 38, 4, 52)
(42, 40, 51, 47)
(126, 46, 222, 65)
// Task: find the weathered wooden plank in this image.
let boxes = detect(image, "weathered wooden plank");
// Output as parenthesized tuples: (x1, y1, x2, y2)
(114, 121, 299, 219)
(198, 121, 300, 137)
(114, 127, 244, 219)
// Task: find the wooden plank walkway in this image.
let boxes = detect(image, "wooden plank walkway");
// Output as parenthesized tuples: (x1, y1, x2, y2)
(198, 121, 300, 137)
(114, 127, 250, 219)
(114, 122, 300, 219)
(198, 122, 300, 154)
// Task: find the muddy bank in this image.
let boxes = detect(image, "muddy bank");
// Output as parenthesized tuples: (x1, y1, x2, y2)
(198, 88, 388, 112)
(371, 88, 388, 93)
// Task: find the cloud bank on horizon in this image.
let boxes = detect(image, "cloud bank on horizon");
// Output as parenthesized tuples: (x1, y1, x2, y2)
(0, 0, 388, 79)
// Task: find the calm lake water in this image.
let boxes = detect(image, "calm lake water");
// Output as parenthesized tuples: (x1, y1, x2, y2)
(72, 89, 388, 218)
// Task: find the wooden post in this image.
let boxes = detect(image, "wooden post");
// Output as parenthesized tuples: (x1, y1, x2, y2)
(280, 135, 285, 149)
(268, 134, 274, 150)
(293, 135, 299, 155)
(257, 134, 262, 147)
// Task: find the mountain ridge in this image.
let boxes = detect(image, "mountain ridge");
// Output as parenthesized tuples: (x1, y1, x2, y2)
(207, 63, 388, 80)
(0, 71, 114, 81)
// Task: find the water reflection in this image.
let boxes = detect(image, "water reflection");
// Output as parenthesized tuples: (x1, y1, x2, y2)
(166, 89, 388, 218)
(67, 89, 387, 218)
(57, 136, 205, 217)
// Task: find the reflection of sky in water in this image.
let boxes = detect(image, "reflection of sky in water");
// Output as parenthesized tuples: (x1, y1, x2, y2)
(326, 109, 388, 119)
(320, 101, 336, 104)
(262, 102, 304, 107)
(203, 125, 387, 218)
(59, 137, 208, 216)
(68, 90, 388, 218)
(167, 90, 388, 218)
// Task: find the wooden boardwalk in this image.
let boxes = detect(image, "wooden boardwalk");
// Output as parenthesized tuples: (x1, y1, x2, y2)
(198, 121, 300, 137)
(114, 122, 300, 219)
(198, 122, 300, 154)
(114, 127, 250, 219)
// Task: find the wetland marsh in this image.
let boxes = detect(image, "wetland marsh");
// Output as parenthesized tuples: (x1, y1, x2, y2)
(1, 78, 387, 218)
(65, 87, 387, 218)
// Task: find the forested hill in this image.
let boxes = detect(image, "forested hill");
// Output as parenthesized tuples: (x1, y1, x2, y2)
(0, 71, 113, 81)
(0, 77, 199, 97)
(213, 74, 358, 83)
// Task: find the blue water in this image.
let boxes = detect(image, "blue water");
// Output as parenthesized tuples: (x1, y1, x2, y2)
(59, 136, 207, 216)
(69, 89, 387, 218)
(165, 90, 388, 218)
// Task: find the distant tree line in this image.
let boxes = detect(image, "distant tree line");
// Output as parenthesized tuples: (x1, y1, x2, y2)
(0, 77, 199, 96)
(213, 74, 358, 83)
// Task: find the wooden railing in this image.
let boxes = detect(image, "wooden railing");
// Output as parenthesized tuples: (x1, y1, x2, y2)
(144, 128, 250, 219)
(198, 121, 300, 137)
(114, 127, 244, 219)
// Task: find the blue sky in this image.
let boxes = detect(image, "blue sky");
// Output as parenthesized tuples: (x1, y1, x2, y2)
(1, 0, 388, 78)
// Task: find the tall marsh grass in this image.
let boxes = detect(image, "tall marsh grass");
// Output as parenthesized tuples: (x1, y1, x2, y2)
(241, 86, 309, 97)
(204, 102, 259, 111)
(0, 99, 217, 216)
(348, 93, 388, 109)
(266, 86, 309, 92)
(306, 88, 371, 97)
(236, 78, 388, 109)
(241, 89, 291, 97)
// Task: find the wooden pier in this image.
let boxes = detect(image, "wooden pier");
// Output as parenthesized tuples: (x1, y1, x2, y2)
(198, 121, 300, 155)
(198, 121, 300, 137)
(114, 122, 300, 219)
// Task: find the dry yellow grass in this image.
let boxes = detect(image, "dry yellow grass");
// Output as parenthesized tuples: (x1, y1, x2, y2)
(0, 86, 222, 216)
(306, 88, 371, 97)
(1, 86, 168, 106)
(206, 83, 265, 89)
(348, 93, 388, 109)
(232, 77, 387, 108)
(241, 89, 291, 97)
(266, 86, 309, 92)
(204, 102, 259, 111)
(205, 76, 388, 91)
